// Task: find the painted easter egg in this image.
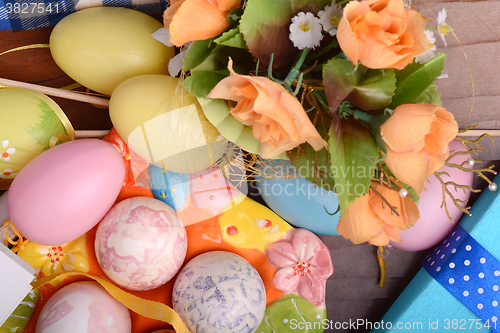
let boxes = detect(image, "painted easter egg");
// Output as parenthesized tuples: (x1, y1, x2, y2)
(0, 88, 69, 179)
(50, 7, 174, 95)
(95, 196, 187, 291)
(8, 139, 125, 246)
(109, 74, 227, 173)
(172, 251, 266, 333)
(35, 281, 131, 333)
(255, 160, 340, 236)
(390, 140, 474, 251)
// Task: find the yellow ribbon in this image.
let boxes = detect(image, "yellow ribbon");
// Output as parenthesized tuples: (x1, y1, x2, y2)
(0, 44, 50, 56)
(3, 220, 29, 253)
(31, 271, 191, 333)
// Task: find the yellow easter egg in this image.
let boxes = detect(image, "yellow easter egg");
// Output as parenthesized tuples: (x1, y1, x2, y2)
(50, 7, 174, 96)
(109, 74, 227, 173)
(0, 88, 69, 179)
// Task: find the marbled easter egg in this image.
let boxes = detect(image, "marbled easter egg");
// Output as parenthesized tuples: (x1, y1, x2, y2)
(172, 251, 266, 333)
(95, 196, 187, 291)
(35, 281, 131, 333)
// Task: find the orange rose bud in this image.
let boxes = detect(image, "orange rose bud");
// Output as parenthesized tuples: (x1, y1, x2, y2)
(208, 60, 327, 159)
(380, 103, 458, 193)
(337, 182, 419, 246)
(164, 0, 241, 47)
(337, 0, 428, 69)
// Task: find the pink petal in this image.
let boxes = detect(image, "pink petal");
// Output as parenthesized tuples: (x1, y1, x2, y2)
(266, 241, 299, 269)
(274, 267, 300, 293)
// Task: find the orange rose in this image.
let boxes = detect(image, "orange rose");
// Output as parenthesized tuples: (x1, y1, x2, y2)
(208, 60, 327, 158)
(337, 0, 428, 69)
(337, 182, 419, 246)
(164, 0, 241, 47)
(381, 103, 458, 193)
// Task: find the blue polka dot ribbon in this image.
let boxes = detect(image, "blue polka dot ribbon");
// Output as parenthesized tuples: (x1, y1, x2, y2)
(422, 224, 500, 331)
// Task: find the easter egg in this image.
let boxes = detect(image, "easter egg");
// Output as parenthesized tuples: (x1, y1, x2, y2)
(255, 160, 340, 236)
(110, 74, 227, 173)
(35, 281, 131, 333)
(390, 140, 474, 251)
(0, 88, 69, 179)
(172, 251, 266, 333)
(8, 139, 125, 246)
(95, 196, 187, 291)
(50, 7, 174, 95)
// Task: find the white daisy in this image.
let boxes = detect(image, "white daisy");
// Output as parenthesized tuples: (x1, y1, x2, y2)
(289, 12, 323, 50)
(415, 30, 437, 64)
(437, 9, 453, 46)
(318, 5, 343, 36)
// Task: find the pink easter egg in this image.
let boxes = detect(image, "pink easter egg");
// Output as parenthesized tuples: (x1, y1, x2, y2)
(390, 140, 474, 251)
(35, 281, 131, 333)
(8, 139, 125, 246)
(95, 196, 187, 291)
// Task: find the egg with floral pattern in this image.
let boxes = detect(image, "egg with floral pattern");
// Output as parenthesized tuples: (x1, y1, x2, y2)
(0, 88, 69, 180)
(172, 251, 266, 333)
(95, 196, 187, 291)
(35, 281, 131, 333)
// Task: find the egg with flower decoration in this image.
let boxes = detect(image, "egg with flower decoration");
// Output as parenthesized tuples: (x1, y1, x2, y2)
(109, 75, 227, 173)
(0, 88, 71, 181)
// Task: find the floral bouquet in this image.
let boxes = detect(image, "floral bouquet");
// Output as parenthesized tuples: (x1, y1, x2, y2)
(154, 0, 498, 247)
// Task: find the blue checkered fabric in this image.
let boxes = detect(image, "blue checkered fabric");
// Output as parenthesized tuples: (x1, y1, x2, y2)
(0, 0, 169, 30)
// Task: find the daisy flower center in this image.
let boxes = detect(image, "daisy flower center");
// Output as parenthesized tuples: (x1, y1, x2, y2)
(300, 21, 311, 32)
(330, 15, 341, 26)
(440, 25, 452, 36)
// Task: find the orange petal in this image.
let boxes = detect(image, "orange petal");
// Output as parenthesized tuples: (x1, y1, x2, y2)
(168, 0, 230, 46)
(337, 1, 370, 66)
(402, 196, 419, 228)
(385, 147, 430, 193)
(370, 184, 407, 230)
(381, 104, 437, 154)
(163, 0, 185, 27)
(214, 0, 241, 11)
(337, 194, 386, 244)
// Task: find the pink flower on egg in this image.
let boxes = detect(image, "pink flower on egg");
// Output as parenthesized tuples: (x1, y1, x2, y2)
(265, 228, 333, 307)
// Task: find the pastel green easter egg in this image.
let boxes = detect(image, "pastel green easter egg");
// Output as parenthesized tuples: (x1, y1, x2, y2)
(50, 7, 175, 96)
(0, 88, 68, 179)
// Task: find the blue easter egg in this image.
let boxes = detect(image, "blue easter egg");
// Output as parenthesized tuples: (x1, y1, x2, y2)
(149, 164, 189, 211)
(254, 160, 340, 236)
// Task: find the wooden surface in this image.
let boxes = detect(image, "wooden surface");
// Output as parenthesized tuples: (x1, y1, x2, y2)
(0, 1, 498, 332)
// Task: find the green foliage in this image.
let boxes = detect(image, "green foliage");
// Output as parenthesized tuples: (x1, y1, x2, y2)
(328, 119, 379, 215)
(390, 53, 446, 108)
(181, 71, 227, 98)
(182, 39, 218, 71)
(288, 126, 336, 191)
(214, 28, 247, 49)
(0, 289, 39, 333)
(323, 58, 396, 112)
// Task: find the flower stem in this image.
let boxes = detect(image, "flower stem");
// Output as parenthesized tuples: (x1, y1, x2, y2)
(283, 48, 311, 92)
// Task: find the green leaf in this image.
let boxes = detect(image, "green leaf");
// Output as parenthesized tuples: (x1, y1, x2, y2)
(328, 119, 379, 215)
(240, 0, 331, 67)
(182, 39, 218, 71)
(214, 27, 247, 49)
(288, 126, 335, 191)
(256, 294, 326, 333)
(1, 289, 39, 333)
(323, 58, 396, 112)
(181, 71, 227, 99)
(413, 83, 442, 106)
(390, 53, 446, 108)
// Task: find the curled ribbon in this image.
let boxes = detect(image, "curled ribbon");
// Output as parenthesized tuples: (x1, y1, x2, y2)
(31, 271, 191, 333)
(3, 219, 29, 253)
